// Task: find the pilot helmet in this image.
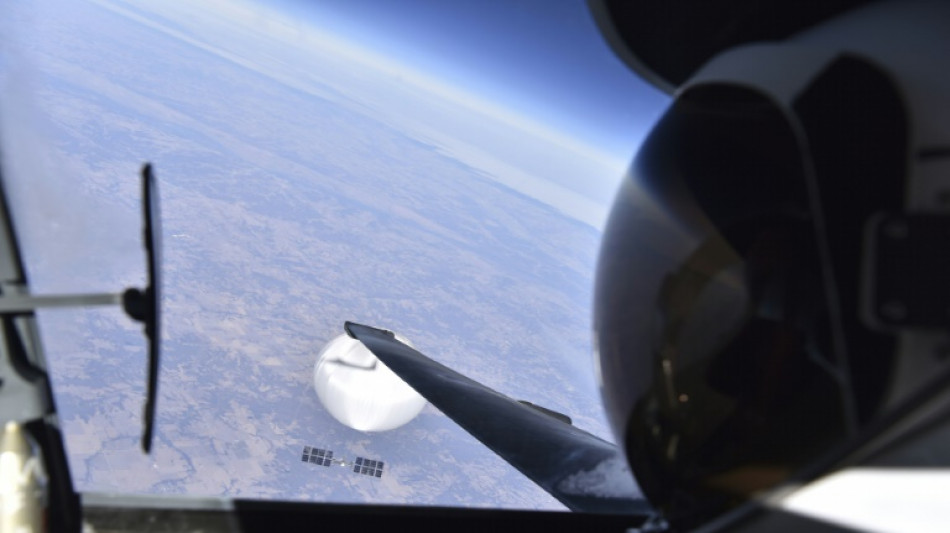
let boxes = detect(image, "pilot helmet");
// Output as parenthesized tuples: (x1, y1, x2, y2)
(590, 0, 950, 527)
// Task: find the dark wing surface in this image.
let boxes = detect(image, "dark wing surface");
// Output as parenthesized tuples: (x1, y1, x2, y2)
(344, 322, 649, 515)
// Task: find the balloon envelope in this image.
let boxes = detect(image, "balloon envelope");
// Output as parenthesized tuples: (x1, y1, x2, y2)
(313, 333, 426, 431)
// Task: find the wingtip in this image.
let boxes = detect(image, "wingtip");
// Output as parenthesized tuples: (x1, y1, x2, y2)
(344, 322, 395, 340)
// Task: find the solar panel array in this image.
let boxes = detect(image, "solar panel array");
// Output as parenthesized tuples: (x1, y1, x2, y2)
(301, 446, 334, 467)
(354, 456, 384, 478)
(300, 446, 384, 478)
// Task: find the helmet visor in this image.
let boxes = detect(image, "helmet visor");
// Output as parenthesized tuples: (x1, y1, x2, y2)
(594, 84, 851, 526)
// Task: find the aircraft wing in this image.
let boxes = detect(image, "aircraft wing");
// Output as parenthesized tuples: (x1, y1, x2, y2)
(344, 322, 650, 515)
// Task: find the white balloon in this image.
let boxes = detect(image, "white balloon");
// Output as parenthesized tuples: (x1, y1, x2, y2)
(313, 333, 426, 432)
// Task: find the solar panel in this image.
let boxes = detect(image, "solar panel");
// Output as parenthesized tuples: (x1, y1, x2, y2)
(302, 446, 335, 467)
(353, 456, 384, 477)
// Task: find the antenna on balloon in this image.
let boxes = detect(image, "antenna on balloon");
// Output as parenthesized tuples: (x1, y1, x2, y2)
(0, 163, 163, 454)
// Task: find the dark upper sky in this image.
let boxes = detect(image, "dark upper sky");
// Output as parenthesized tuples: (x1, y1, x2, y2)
(266, 0, 670, 161)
